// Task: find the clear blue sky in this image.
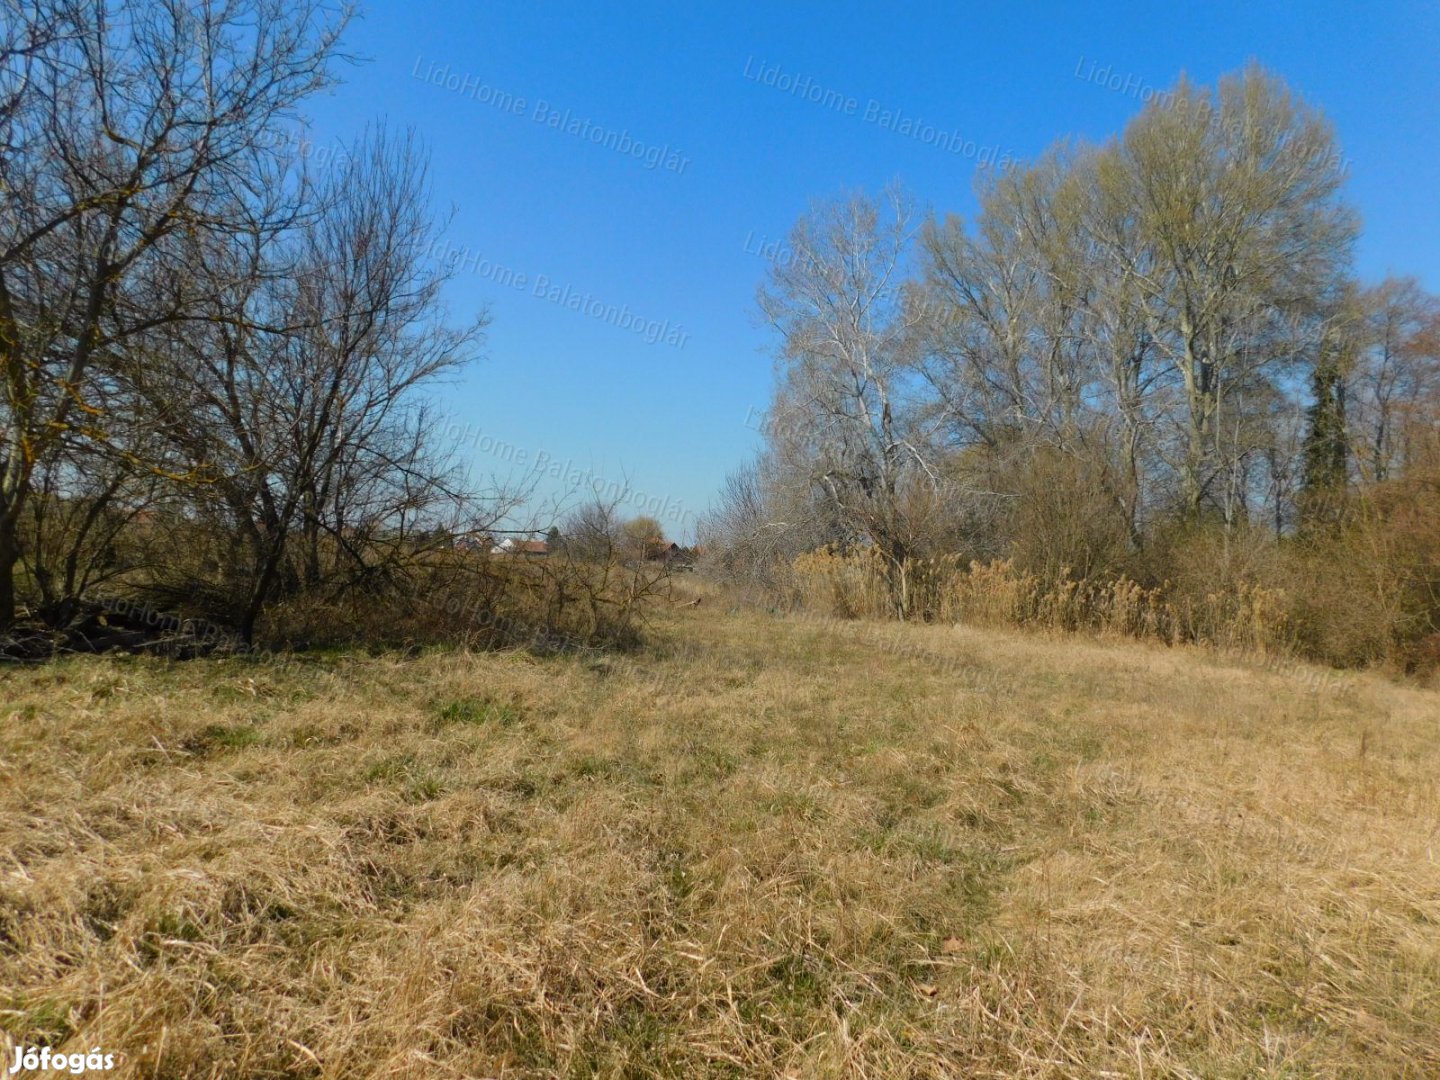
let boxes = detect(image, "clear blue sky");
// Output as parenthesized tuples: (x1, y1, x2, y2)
(298, 1, 1439, 540)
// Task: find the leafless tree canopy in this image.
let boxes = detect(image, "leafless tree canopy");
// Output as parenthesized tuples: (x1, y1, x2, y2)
(1, 0, 353, 625)
(706, 66, 1440, 657)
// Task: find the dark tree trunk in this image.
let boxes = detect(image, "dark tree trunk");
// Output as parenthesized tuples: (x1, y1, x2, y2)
(0, 512, 20, 627)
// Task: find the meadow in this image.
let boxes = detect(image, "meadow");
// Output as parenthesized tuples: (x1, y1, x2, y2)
(2, 597, 1438, 1078)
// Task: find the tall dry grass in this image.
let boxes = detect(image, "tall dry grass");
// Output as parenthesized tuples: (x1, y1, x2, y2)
(792, 547, 1292, 655)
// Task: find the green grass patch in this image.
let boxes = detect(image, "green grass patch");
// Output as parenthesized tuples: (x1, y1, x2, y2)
(432, 695, 521, 728)
(182, 723, 262, 755)
(363, 754, 446, 802)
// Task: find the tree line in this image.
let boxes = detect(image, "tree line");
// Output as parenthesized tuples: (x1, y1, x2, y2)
(706, 66, 1440, 670)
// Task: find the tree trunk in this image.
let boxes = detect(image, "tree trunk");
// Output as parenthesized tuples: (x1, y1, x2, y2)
(0, 513, 20, 627)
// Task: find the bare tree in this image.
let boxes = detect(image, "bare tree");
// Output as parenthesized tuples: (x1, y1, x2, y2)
(757, 186, 944, 616)
(19, 386, 167, 621)
(134, 129, 484, 641)
(0, 0, 349, 625)
(1092, 65, 1356, 521)
(1349, 277, 1440, 484)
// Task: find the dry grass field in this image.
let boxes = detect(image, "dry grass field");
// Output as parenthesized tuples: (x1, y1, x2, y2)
(2, 599, 1439, 1078)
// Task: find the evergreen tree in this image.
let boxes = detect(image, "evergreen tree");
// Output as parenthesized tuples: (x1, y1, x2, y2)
(1301, 343, 1350, 523)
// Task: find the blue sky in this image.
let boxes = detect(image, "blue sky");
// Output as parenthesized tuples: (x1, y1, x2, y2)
(298, 1, 1439, 540)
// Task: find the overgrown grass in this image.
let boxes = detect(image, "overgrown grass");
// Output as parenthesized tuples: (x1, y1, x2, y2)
(1, 600, 1437, 1077)
(793, 547, 1293, 654)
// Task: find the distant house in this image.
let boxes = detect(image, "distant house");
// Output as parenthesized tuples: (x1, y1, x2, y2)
(643, 540, 697, 570)
(644, 539, 681, 563)
(452, 532, 493, 553)
(490, 538, 549, 557)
